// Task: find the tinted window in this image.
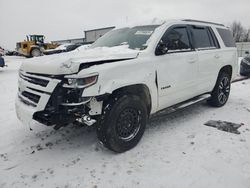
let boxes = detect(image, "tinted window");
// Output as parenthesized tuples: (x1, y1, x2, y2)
(208, 27, 220, 48)
(216, 28, 236, 47)
(162, 27, 191, 51)
(192, 26, 215, 49)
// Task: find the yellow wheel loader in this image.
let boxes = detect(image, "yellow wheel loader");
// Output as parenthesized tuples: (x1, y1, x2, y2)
(16, 35, 59, 57)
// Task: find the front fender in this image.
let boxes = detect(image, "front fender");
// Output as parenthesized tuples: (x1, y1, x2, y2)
(79, 59, 158, 114)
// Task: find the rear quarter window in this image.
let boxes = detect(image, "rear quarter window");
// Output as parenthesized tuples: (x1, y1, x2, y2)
(216, 28, 236, 47)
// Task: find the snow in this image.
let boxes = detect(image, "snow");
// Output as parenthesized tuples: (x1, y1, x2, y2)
(73, 44, 91, 52)
(0, 57, 250, 188)
(44, 43, 75, 53)
(20, 45, 139, 75)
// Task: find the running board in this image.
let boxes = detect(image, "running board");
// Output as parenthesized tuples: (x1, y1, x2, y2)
(151, 94, 211, 118)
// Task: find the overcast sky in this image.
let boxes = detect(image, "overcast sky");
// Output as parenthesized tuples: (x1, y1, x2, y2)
(0, 0, 249, 49)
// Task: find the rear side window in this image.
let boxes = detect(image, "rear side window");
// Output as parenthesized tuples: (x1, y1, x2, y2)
(191, 26, 217, 49)
(216, 28, 236, 47)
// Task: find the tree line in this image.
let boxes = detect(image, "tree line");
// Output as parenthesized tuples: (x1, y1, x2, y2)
(230, 21, 250, 42)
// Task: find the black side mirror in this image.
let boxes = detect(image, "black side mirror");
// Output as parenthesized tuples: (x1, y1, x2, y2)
(155, 40, 168, 55)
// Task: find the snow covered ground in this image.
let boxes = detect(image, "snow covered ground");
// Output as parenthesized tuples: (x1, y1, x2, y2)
(0, 56, 250, 188)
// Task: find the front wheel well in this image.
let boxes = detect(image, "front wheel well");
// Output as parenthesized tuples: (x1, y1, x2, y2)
(30, 47, 40, 52)
(108, 84, 152, 116)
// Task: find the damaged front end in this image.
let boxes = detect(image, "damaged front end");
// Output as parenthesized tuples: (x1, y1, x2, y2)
(33, 73, 103, 129)
(16, 70, 105, 130)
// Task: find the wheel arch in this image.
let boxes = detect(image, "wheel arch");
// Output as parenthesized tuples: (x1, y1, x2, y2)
(219, 65, 233, 80)
(211, 65, 232, 92)
(212, 65, 233, 95)
(208, 65, 232, 107)
(30, 45, 40, 51)
(108, 84, 152, 116)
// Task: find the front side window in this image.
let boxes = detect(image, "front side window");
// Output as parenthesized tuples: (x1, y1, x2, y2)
(155, 26, 191, 55)
(37, 36, 44, 43)
(162, 27, 191, 51)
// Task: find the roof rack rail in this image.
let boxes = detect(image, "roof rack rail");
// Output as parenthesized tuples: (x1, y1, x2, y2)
(182, 19, 225, 27)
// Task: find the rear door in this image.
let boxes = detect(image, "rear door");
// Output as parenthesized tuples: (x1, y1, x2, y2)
(190, 25, 221, 93)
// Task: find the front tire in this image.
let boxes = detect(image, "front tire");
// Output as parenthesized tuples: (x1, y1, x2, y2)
(96, 95, 147, 153)
(208, 72, 231, 107)
(31, 48, 41, 57)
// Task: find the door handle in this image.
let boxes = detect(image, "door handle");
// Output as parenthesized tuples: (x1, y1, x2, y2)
(214, 54, 220, 59)
(187, 58, 196, 63)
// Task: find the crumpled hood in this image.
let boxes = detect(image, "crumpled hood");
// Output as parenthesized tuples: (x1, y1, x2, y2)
(20, 46, 139, 75)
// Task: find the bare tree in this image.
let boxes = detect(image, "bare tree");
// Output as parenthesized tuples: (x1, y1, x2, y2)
(242, 28, 250, 42)
(230, 21, 244, 42)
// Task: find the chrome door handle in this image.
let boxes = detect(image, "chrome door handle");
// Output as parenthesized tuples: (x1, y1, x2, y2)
(214, 54, 220, 59)
(187, 58, 196, 63)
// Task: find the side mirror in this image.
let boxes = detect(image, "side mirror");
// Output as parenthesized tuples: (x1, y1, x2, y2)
(156, 40, 168, 55)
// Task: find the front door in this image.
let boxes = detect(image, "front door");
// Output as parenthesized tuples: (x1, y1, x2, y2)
(155, 25, 199, 110)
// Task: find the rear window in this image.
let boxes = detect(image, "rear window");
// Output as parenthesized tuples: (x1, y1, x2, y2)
(191, 26, 216, 49)
(216, 28, 236, 47)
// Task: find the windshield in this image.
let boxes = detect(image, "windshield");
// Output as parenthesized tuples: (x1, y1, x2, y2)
(91, 25, 159, 50)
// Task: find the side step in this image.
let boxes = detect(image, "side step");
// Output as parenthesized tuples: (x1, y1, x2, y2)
(151, 94, 211, 118)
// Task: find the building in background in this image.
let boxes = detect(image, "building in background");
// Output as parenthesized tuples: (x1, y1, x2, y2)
(236, 42, 250, 57)
(84, 26, 115, 43)
(52, 38, 85, 45)
(52, 26, 115, 45)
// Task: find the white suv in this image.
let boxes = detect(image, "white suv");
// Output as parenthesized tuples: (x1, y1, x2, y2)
(16, 19, 238, 152)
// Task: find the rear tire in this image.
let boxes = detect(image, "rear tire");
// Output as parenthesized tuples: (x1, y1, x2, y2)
(208, 72, 231, 107)
(96, 95, 147, 153)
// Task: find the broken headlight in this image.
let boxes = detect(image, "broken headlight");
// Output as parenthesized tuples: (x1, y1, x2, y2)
(64, 74, 98, 88)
